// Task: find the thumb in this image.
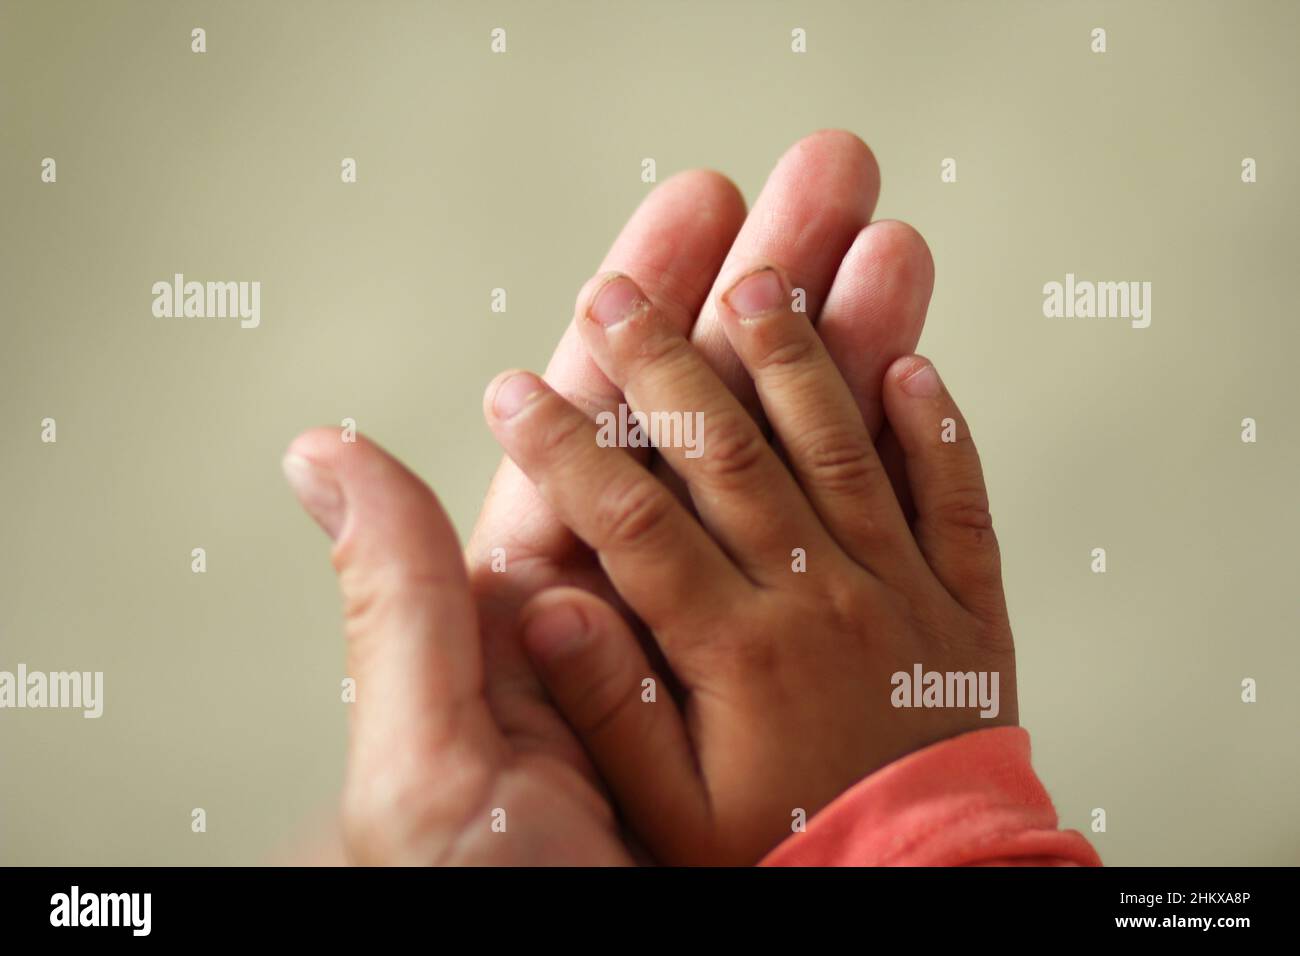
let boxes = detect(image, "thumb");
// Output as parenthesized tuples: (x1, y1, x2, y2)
(520, 587, 710, 862)
(282, 428, 488, 842)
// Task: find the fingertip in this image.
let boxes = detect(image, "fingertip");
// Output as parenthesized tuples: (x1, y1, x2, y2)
(584, 272, 650, 329)
(886, 354, 933, 389)
(283, 425, 358, 467)
(281, 451, 346, 541)
(521, 599, 592, 664)
(798, 128, 876, 164)
(900, 361, 942, 399)
(863, 220, 934, 276)
(883, 356, 943, 432)
(485, 370, 546, 423)
(282, 427, 378, 542)
(719, 264, 788, 321)
(786, 128, 880, 195)
(572, 270, 632, 319)
(661, 168, 746, 215)
(282, 429, 428, 560)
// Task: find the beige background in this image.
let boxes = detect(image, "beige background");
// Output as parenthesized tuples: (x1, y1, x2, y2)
(2, 0, 1297, 865)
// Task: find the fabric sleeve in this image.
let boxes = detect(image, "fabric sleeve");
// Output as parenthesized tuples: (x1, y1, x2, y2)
(759, 726, 1101, 867)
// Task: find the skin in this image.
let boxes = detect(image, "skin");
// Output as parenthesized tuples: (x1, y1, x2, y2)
(282, 131, 937, 865)
(486, 271, 1017, 865)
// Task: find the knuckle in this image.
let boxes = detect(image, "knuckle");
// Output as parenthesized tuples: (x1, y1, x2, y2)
(697, 415, 767, 486)
(947, 427, 978, 451)
(571, 666, 639, 740)
(825, 574, 876, 636)
(558, 382, 619, 421)
(627, 328, 693, 377)
(594, 475, 675, 550)
(533, 405, 590, 460)
(338, 564, 448, 636)
(753, 333, 818, 375)
(932, 486, 994, 534)
(796, 425, 882, 495)
(695, 622, 780, 680)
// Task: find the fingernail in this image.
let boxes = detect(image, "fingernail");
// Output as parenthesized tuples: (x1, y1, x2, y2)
(492, 372, 544, 419)
(588, 274, 647, 328)
(282, 454, 346, 540)
(723, 267, 784, 317)
(523, 604, 589, 661)
(901, 361, 941, 398)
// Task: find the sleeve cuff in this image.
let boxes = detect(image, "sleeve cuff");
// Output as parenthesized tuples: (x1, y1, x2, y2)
(760, 726, 1101, 867)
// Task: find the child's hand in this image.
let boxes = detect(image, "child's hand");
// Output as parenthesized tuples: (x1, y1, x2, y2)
(464, 134, 931, 818)
(485, 269, 1017, 865)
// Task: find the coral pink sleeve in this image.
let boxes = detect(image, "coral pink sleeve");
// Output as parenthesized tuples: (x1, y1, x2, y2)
(760, 727, 1101, 867)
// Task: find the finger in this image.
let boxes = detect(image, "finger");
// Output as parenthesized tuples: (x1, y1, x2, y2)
(882, 357, 1006, 620)
(467, 172, 744, 759)
(483, 370, 748, 633)
(817, 220, 935, 439)
(557, 169, 748, 413)
(650, 130, 883, 501)
(281, 428, 499, 859)
(876, 422, 916, 522)
(577, 273, 836, 582)
(716, 266, 926, 579)
(688, 129, 882, 416)
(471, 170, 745, 567)
(520, 588, 709, 863)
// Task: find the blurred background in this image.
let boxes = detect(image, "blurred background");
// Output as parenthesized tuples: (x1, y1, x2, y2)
(2, 0, 1297, 865)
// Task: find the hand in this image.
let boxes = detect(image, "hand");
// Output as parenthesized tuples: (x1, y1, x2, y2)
(484, 268, 1016, 866)
(285, 131, 935, 864)
(465, 130, 933, 842)
(282, 432, 631, 864)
